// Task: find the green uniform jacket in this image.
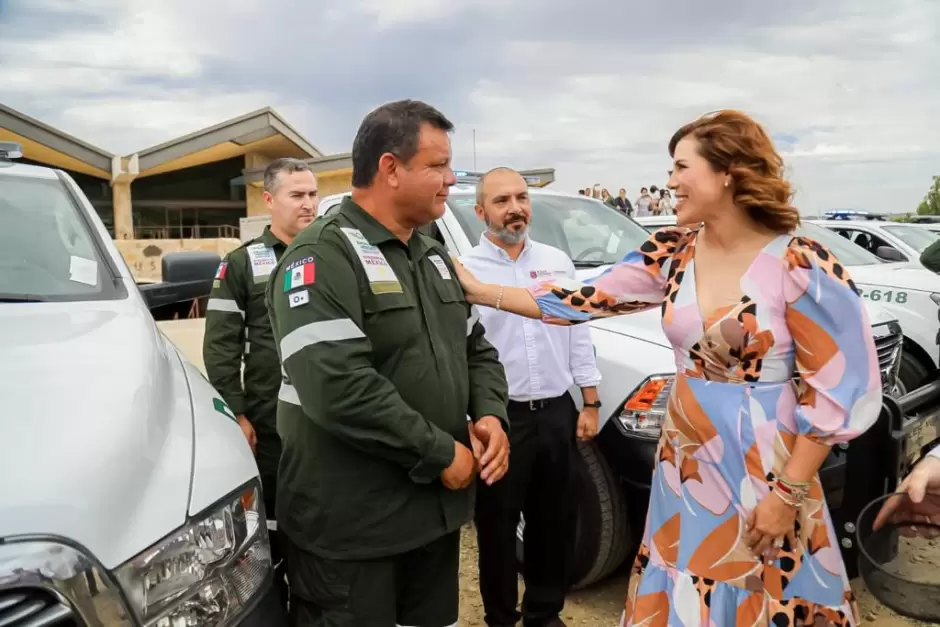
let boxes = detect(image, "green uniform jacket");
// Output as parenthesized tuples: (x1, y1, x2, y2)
(203, 226, 287, 481)
(921, 239, 940, 273)
(266, 198, 509, 560)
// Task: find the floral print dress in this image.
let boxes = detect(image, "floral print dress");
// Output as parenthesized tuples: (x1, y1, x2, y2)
(527, 226, 882, 626)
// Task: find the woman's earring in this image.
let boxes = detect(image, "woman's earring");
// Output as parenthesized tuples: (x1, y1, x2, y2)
(724, 180, 730, 188)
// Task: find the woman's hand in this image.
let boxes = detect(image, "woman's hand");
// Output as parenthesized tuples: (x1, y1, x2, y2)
(451, 257, 486, 305)
(745, 491, 798, 560)
(874, 455, 940, 536)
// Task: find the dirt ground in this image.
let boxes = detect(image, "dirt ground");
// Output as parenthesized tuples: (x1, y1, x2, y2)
(456, 525, 934, 626)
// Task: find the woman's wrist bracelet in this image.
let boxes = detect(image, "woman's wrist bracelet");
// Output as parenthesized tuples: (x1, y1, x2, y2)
(771, 487, 802, 509)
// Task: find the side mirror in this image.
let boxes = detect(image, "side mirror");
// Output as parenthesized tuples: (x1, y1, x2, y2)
(875, 246, 906, 262)
(138, 251, 221, 312)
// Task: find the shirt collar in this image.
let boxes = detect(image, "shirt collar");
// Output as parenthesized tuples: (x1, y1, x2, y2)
(340, 197, 432, 259)
(478, 231, 531, 260)
(260, 225, 287, 249)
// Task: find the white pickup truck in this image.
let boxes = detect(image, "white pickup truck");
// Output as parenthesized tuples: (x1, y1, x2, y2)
(637, 215, 940, 392)
(0, 144, 285, 626)
(317, 184, 908, 587)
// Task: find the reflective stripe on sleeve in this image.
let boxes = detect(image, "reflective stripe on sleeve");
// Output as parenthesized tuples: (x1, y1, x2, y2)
(466, 306, 480, 336)
(280, 318, 365, 361)
(207, 298, 245, 316)
(278, 382, 301, 406)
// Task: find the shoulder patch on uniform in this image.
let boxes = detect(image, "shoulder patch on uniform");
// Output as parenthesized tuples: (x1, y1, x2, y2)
(283, 259, 316, 292)
(215, 261, 228, 279)
(284, 256, 315, 272)
(288, 289, 310, 308)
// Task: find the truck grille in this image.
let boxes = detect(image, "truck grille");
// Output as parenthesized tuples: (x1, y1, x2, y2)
(873, 321, 903, 393)
(0, 540, 132, 627)
(0, 589, 76, 626)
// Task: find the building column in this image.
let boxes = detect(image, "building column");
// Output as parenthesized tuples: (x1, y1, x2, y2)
(112, 182, 133, 239)
(246, 184, 267, 217)
(244, 152, 272, 218)
(111, 154, 139, 239)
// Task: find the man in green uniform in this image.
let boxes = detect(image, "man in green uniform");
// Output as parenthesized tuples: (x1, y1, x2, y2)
(266, 99, 511, 627)
(203, 157, 319, 609)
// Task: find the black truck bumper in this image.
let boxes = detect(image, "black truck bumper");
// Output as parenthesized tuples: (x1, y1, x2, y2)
(235, 577, 287, 627)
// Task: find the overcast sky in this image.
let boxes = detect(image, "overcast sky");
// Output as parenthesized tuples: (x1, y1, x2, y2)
(1, 0, 938, 215)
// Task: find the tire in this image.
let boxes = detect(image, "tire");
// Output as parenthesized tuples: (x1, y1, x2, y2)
(515, 440, 634, 590)
(898, 351, 930, 395)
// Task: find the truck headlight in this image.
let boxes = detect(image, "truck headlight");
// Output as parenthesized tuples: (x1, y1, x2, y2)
(115, 481, 272, 626)
(616, 374, 673, 439)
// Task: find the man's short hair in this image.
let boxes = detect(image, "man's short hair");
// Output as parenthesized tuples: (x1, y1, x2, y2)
(475, 167, 521, 206)
(351, 99, 454, 188)
(263, 157, 313, 194)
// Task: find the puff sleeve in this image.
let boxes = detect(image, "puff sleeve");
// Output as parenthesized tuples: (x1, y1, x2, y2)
(527, 226, 690, 325)
(783, 237, 883, 445)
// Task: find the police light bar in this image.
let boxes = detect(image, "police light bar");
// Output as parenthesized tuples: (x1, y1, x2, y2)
(0, 142, 23, 161)
(454, 170, 544, 186)
(824, 209, 885, 221)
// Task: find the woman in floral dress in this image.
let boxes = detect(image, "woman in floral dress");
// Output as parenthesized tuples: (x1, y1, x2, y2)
(454, 110, 882, 626)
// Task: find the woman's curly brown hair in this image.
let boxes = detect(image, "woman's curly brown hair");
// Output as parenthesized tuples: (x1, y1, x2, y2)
(668, 110, 800, 234)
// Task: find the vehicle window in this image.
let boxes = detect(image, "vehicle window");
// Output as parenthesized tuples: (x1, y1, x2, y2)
(0, 172, 117, 301)
(447, 192, 651, 267)
(881, 224, 940, 253)
(794, 223, 885, 266)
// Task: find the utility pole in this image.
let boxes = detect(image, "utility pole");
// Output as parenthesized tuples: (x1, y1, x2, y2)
(472, 129, 477, 171)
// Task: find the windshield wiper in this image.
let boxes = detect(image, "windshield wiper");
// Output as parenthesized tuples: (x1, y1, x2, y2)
(573, 260, 611, 268)
(0, 294, 47, 302)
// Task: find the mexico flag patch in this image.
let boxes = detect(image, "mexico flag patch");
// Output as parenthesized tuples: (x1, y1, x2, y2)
(284, 260, 315, 292)
(215, 261, 228, 279)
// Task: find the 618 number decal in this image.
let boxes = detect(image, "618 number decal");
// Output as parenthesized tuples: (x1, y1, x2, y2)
(859, 289, 908, 304)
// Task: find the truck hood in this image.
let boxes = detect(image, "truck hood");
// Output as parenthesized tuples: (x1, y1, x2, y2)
(575, 266, 899, 346)
(0, 300, 193, 569)
(851, 262, 940, 293)
(575, 266, 671, 348)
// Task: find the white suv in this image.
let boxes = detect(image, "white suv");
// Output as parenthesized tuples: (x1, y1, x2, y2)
(320, 184, 906, 587)
(0, 143, 285, 627)
(810, 218, 940, 266)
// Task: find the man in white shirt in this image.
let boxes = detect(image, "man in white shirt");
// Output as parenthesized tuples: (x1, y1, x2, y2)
(461, 168, 602, 627)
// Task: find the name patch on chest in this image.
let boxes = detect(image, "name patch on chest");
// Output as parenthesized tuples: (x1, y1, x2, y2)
(247, 244, 278, 281)
(429, 255, 452, 280)
(529, 268, 567, 280)
(341, 227, 403, 294)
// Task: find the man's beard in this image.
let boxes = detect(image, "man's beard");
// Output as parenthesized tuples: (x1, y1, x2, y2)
(486, 215, 528, 245)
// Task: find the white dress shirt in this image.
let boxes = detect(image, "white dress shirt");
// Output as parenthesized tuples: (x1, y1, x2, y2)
(461, 234, 602, 402)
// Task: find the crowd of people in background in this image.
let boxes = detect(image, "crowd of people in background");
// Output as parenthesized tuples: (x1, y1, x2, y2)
(579, 184, 674, 217)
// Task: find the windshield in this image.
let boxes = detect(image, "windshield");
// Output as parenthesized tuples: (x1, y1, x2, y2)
(881, 224, 940, 253)
(0, 172, 115, 301)
(447, 192, 651, 266)
(793, 222, 885, 266)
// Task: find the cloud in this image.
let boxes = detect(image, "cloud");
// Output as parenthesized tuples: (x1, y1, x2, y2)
(1, 0, 939, 215)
